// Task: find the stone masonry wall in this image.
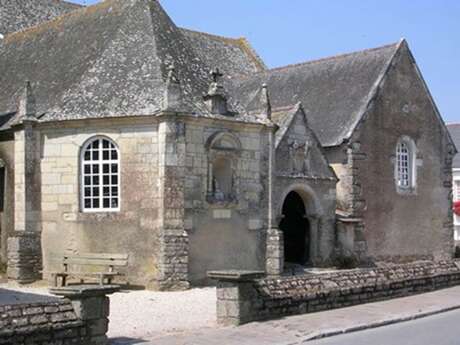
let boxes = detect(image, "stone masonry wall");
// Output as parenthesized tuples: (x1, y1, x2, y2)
(0, 136, 15, 265)
(216, 260, 460, 325)
(0, 299, 86, 345)
(0, 286, 114, 345)
(183, 119, 269, 285)
(39, 120, 161, 287)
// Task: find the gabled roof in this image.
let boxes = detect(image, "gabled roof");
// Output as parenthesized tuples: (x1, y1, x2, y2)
(230, 41, 401, 147)
(447, 124, 460, 169)
(273, 102, 338, 180)
(0, 0, 81, 35)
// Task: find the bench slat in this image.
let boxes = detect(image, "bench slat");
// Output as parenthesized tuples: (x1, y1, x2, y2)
(50, 253, 128, 260)
(51, 272, 122, 276)
(71, 253, 129, 260)
(60, 258, 128, 266)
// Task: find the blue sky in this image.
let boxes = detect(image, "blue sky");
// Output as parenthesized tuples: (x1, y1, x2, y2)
(72, 0, 459, 123)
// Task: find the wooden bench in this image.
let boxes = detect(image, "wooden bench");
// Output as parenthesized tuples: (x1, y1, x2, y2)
(50, 253, 128, 287)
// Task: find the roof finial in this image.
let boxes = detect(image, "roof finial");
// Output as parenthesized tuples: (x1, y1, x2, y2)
(204, 67, 229, 115)
(260, 83, 272, 120)
(211, 67, 223, 84)
(162, 62, 182, 112)
(18, 80, 37, 121)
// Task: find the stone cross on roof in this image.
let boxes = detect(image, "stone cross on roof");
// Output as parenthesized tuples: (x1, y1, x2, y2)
(211, 67, 223, 83)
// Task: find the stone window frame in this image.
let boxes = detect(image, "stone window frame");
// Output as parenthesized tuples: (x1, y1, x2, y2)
(394, 135, 417, 194)
(80, 136, 120, 213)
(205, 132, 242, 206)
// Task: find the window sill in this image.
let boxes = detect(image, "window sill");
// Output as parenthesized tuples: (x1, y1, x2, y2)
(81, 209, 120, 214)
(206, 193, 238, 207)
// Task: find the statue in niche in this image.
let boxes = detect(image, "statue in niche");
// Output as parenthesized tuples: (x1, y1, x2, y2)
(288, 139, 312, 174)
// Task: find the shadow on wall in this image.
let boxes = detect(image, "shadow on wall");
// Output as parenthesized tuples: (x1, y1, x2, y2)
(109, 338, 149, 345)
(0, 288, 58, 305)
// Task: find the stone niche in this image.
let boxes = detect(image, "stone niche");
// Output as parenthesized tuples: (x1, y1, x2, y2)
(205, 131, 242, 206)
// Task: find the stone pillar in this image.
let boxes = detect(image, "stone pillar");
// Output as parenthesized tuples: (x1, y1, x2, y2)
(156, 118, 190, 290)
(265, 124, 284, 276)
(266, 227, 284, 276)
(7, 232, 41, 283)
(208, 270, 264, 326)
(50, 285, 120, 345)
(8, 88, 42, 283)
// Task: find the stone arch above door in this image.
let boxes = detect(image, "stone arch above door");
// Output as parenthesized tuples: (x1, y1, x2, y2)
(277, 183, 325, 267)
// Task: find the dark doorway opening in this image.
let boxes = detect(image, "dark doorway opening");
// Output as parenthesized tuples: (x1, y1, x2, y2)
(279, 191, 310, 265)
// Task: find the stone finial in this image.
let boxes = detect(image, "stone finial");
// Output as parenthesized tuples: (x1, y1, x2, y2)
(260, 83, 272, 120)
(162, 63, 182, 112)
(204, 67, 229, 115)
(18, 80, 36, 120)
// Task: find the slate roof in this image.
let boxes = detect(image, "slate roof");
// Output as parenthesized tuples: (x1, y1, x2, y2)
(0, 0, 271, 128)
(0, 0, 81, 35)
(180, 28, 266, 77)
(0, 0, 451, 150)
(447, 124, 460, 169)
(230, 42, 401, 147)
(0, 0, 258, 126)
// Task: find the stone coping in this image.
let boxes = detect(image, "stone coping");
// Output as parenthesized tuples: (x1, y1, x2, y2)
(208, 270, 265, 281)
(49, 284, 121, 298)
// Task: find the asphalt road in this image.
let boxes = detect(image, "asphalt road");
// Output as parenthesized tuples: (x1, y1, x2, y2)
(308, 309, 460, 345)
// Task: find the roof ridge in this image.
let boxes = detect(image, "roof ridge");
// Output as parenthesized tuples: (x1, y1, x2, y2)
(53, 0, 83, 8)
(179, 27, 241, 43)
(180, 27, 267, 72)
(267, 41, 400, 74)
(4, 0, 114, 42)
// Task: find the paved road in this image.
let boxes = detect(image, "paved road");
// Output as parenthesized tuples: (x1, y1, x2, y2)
(146, 286, 460, 345)
(309, 308, 460, 345)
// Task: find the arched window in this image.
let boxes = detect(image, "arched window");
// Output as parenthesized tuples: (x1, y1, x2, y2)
(395, 137, 416, 191)
(81, 137, 120, 212)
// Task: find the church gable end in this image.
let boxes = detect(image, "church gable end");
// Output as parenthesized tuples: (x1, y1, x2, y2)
(347, 40, 455, 261)
(275, 105, 336, 180)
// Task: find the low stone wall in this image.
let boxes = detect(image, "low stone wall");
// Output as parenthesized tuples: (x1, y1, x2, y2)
(0, 300, 85, 344)
(214, 261, 460, 325)
(0, 285, 118, 345)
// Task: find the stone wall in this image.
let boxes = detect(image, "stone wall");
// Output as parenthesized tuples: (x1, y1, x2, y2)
(349, 42, 455, 262)
(0, 135, 15, 265)
(0, 299, 85, 345)
(0, 285, 116, 345)
(215, 261, 460, 325)
(38, 119, 161, 287)
(183, 119, 269, 285)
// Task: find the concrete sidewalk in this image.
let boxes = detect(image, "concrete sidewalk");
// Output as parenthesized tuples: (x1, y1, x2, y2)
(143, 286, 460, 345)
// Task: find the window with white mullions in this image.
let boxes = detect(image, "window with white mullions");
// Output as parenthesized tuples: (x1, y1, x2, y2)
(81, 137, 120, 212)
(395, 136, 416, 192)
(397, 141, 410, 188)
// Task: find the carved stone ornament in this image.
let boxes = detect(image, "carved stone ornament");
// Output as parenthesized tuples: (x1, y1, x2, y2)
(288, 139, 312, 174)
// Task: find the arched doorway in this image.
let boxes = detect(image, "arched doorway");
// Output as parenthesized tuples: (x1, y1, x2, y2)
(279, 191, 310, 265)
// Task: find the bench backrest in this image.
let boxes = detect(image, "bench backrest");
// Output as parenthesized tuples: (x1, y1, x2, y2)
(52, 253, 129, 268)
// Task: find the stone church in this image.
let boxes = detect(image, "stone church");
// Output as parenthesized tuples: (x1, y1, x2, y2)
(0, 0, 456, 289)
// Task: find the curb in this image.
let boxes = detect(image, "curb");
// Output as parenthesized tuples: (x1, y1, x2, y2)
(303, 304, 460, 342)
